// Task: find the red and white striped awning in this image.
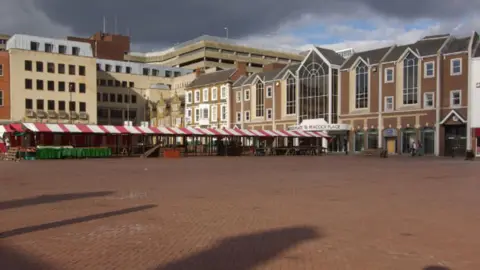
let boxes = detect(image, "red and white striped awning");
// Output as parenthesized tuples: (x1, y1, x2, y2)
(0, 125, 12, 133)
(15, 123, 330, 138)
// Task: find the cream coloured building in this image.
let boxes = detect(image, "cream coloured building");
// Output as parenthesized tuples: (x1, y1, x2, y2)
(7, 34, 97, 124)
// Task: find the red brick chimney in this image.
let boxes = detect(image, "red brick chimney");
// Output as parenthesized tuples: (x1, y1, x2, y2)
(194, 68, 204, 77)
(263, 63, 287, 72)
(231, 61, 247, 80)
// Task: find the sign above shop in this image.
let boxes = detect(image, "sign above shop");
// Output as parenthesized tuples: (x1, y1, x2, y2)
(289, 124, 350, 131)
(383, 128, 398, 137)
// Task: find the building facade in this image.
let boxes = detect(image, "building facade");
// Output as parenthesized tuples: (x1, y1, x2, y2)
(184, 63, 247, 128)
(0, 51, 10, 120)
(339, 33, 478, 156)
(0, 34, 10, 51)
(7, 34, 97, 124)
(125, 35, 303, 74)
(67, 32, 130, 61)
(469, 40, 480, 157)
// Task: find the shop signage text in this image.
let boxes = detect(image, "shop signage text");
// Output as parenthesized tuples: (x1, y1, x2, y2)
(289, 124, 350, 131)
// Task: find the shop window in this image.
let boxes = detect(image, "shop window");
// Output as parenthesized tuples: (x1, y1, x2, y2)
(354, 131, 364, 152)
(367, 129, 378, 149)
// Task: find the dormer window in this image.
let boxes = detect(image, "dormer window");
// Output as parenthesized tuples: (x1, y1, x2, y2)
(105, 64, 112, 72)
(44, 43, 53, 53)
(30, 41, 39, 51)
(355, 62, 368, 109)
(126, 67, 131, 74)
(143, 68, 150, 76)
(152, 69, 159, 76)
(59, 45, 67, 54)
(403, 53, 418, 105)
(115, 65, 122, 72)
(72, 47, 80, 56)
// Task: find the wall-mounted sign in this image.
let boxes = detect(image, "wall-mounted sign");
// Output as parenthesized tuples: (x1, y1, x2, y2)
(289, 124, 350, 131)
(383, 128, 398, 137)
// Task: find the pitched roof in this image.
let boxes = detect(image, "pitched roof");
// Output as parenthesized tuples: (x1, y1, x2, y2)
(232, 75, 248, 87)
(275, 63, 299, 79)
(383, 36, 449, 62)
(315, 46, 346, 66)
(443, 36, 470, 54)
(341, 46, 392, 69)
(382, 45, 409, 62)
(242, 67, 285, 85)
(187, 69, 235, 89)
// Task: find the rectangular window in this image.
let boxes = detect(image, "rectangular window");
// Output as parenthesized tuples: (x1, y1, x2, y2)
(107, 80, 114, 87)
(0, 90, 3, 106)
(220, 86, 227, 99)
(450, 90, 461, 107)
(36, 80, 43, 90)
(79, 102, 86, 112)
(195, 108, 200, 122)
(152, 69, 159, 76)
(124, 94, 129, 103)
(244, 111, 250, 121)
(286, 77, 296, 115)
(47, 100, 55, 110)
(97, 92, 101, 102)
(186, 92, 192, 104)
(115, 80, 121, 87)
(211, 88, 218, 101)
(109, 93, 115, 102)
(72, 47, 80, 56)
(423, 92, 434, 108)
(25, 60, 32, 71)
(255, 83, 265, 117)
(0, 64, 2, 76)
(68, 82, 75, 92)
(236, 91, 242, 103)
(202, 107, 209, 119)
(105, 65, 112, 72)
(117, 94, 123, 103)
(102, 93, 108, 102)
(58, 81, 65, 92)
(203, 88, 209, 102)
(68, 65, 75, 75)
(79, 66, 86, 76)
(211, 105, 217, 121)
(126, 67, 131, 74)
(450, 58, 462, 75)
(47, 62, 55, 73)
(131, 95, 137, 104)
(36, 61, 43, 72)
(186, 108, 192, 123)
(44, 43, 53, 53)
(121, 81, 127, 87)
(25, 79, 33, 89)
(221, 104, 227, 121)
(266, 108, 272, 120)
(194, 90, 200, 103)
(244, 89, 250, 101)
(79, 83, 86, 93)
(129, 81, 134, 88)
(266, 86, 273, 98)
(59, 45, 66, 54)
(402, 54, 418, 105)
(25, 99, 33, 109)
(58, 101, 66, 111)
(36, 99, 44, 110)
(384, 96, 394, 112)
(30, 42, 39, 51)
(355, 63, 368, 108)
(58, 64, 65, 74)
(47, 80, 54, 91)
(236, 112, 241, 122)
(384, 68, 394, 83)
(143, 68, 149, 75)
(424, 61, 435, 78)
(115, 65, 122, 73)
(69, 101, 76, 112)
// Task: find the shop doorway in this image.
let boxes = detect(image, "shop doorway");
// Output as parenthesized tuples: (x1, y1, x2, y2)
(386, 138, 396, 154)
(444, 124, 466, 157)
(421, 128, 435, 155)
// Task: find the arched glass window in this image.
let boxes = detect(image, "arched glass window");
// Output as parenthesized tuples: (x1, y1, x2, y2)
(255, 81, 264, 117)
(286, 75, 296, 115)
(403, 53, 418, 105)
(355, 62, 368, 109)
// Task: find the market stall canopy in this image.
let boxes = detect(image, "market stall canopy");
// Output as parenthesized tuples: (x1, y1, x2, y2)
(13, 123, 330, 138)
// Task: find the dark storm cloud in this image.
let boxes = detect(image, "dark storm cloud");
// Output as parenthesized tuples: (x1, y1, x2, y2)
(34, 0, 478, 45)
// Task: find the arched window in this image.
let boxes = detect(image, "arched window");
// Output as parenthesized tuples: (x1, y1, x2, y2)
(255, 81, 264, 117)
(403, 53, 418, 105)
(286, 75, 296, 115)
(355, 62, 368, 109)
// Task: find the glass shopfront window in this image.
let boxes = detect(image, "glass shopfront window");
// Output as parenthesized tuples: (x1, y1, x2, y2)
(354, 131, 364, 152)
(421, 128, 435, 155)
(401, 128, 416, 153)
(367, 129, 378, 149)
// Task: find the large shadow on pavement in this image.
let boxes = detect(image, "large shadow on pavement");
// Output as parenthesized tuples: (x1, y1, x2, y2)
(423, 266, 451, 270)
(0, 191, 115, 211)
(156, 226, 321, 270)
(0, 204, 157, 239)
(0, 242, 55, 270)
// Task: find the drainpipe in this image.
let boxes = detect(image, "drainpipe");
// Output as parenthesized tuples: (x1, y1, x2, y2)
(466, 36, 473, 156)
(272, 82, 276, 130)
(435, 53, 441, 156)
(378, 63, 383, 148)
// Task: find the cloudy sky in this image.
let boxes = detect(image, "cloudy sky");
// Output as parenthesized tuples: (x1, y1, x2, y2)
(1, 0, 479, 53)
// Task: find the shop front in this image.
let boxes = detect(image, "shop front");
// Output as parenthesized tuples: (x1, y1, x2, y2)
(383, 128, 398, 154)
(475, 128, 480, 157)
(289, 119, 350, 153)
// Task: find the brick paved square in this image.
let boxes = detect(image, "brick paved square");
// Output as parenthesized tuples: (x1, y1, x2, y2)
(0, 156, 479, 270)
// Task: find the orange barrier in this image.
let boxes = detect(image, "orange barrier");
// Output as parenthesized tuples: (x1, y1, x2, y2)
(163, 149, 181, 158)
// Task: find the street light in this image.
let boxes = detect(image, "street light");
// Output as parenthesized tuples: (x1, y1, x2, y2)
(224, 27, 228, 39)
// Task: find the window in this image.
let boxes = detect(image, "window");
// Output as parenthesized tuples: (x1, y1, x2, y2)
(36, 99, 44, 110)
(165, 71, 172, 77)
(72, 47, 80, 56)
(424, 61, 435, 78)
(194, 90, 200, 103)
(36, 61, 43, 72)
(121, 81, 127, 87)
(79, 66, 86, 76)
(25, 99, 33, 109)
(266, 108, 272, 120)
(221, 104, 227, 121)
(203, 88, 209, 102)
(58, 64, 65, 74)
(97, 92, 101, 102)
(131, 95, 137, 104)
(195, 108, 200, 122)
(105, 65, 112, 72)
(115, 65, 122, 73)
(384, 96, 394, 112)
(255, 81, 265, 117)
(202, 107, 209, 119)
(236, 112, 241, 122)
(115, 80, 121, 87)
(220, 86, 227, 99)
(424, 92, 434, 108)
(129, 82, 134, 88)
(286, 76, 296, 115)
(266, 86, 272, 98)
(152, 69, 159, 76)
(211, 105, 217, 121)
(47, 81, 54, 91)
(186, 92, 192, 104)
(69, 65, 75, 75)
(58, 81, 65, 92)
(355, 62, 368, 109)
(44, 43, 53, 53)
(174, 71, 181, 77)
(186, 108, 192, 123)
(59, 45, 66, 54)
(244, 111, 250, 121)
(384, 68, 394, 83)
(450, 58, 462, 75)
(79, 83, 86, 93)
(69, 82, 75, 92)
(69, 101, 76, 112)
(79, 102, 86, 112)
(231, 91, 240, 104)
(0, 90, 3, 106)
(47, 100, 55, 110)
(124, 95, 129, 103)
(30, 41, 39, 51)
(25, 60, 32, 71)
(143, 68, 149, 76)
(58, 101, 66, 111)
(0, 64, 3, 76)
(403, 53, 418, 105)
(25, 79, 32, 89)
(107, 80, 114, 87)
(109, 94, 115, 102)
(36, 80, 43, 90)
(211, 87, 218, 101)
(117, 94, 123, 103)
(450, 90, 461, 107)
(126, 67, 132, 74)
(244, 89, 250, 101)
(47, 62, 55, 73)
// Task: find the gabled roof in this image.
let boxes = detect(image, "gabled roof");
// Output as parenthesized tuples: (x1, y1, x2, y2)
(242, 68, 285, 85)
(315, 46, 346, 66)
(443, 36, 470, 54)
(275, 63, 300, 79)
(341, 46, 392, 69)
(187, 69, 236, 89)
(232, 75, 248, 87)
(383, 36, 449, 62)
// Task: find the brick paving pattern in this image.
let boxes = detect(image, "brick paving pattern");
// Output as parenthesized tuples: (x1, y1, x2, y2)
(0, 156, 479, 270)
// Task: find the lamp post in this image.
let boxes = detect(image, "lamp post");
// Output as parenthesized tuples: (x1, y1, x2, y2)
(224, 27, 228, 39)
